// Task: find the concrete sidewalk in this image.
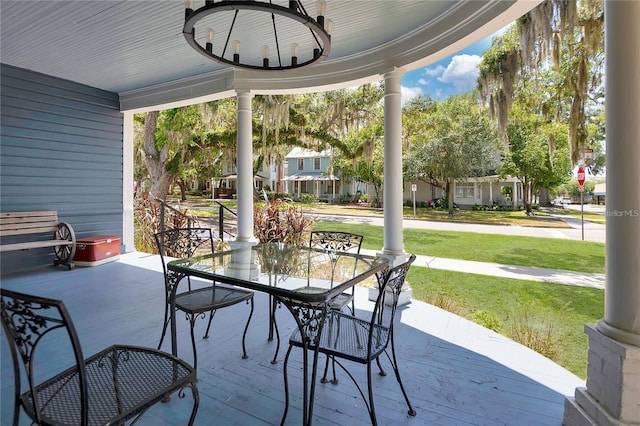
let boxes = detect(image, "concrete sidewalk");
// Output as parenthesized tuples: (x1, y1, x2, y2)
(361, 249, 605, 290)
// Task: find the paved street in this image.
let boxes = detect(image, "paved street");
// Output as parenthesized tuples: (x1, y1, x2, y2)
(311, 210, 606, 244)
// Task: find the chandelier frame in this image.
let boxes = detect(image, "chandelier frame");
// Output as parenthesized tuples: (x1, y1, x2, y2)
(183, 1, 331, 71)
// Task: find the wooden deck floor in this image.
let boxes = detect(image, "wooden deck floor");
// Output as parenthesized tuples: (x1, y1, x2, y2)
(1, 252, 584, 426)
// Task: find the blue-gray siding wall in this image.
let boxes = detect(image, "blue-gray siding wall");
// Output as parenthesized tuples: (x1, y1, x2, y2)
(1, 64, 123, 274)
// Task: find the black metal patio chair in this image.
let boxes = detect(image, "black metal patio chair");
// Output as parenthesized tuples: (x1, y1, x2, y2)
(269, 231, 364, 364)
(282, 254, 417, 425)
(1, 288, 199, 426)
(155, 227, 254, 370)
(309, 231, 364, 314)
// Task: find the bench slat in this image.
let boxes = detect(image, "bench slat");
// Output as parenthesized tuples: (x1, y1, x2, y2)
(0, 211, 60, 237)
(0, 239, 73, 252)
(0, 226, 59, 236)
(0, 211, 58, 220)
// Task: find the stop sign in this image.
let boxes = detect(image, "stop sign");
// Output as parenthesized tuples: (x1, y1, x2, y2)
(577, 166, 586, 185)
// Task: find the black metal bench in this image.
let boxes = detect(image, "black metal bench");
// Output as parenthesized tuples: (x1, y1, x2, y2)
(0, 211, 76, 270)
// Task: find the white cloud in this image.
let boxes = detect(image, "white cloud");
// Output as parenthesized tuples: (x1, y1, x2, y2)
(401, 85, 423, 105)
(417, 78, 428, 85)
(438, 54, 482, 91)
(424, 65, 445, 77)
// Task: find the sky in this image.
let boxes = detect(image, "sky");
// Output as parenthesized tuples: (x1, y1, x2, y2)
(401, 34, 497, 104)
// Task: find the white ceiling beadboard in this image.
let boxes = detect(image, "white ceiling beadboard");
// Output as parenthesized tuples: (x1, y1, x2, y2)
(1, 1, 540, 110)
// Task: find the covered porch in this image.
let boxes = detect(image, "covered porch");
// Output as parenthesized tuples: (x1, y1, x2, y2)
(1, 253, 582, 425)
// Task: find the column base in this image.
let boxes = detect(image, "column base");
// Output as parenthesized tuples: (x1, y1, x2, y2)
(563, 325, 640, 425)
(368, 285, 412, 306)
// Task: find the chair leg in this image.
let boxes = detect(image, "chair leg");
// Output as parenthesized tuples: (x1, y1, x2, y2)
(241, 298, 254, 359)
(158, 304, 171, 350)
(270, 299, 281, 364)
(366, 361, 379, 426)
(187, 381, 200, 426)
(320, 354, 338, 384)
(281, 344, 294, 425)
(375, 357, 386, 376)
(388, 337, 417, 417)
(188, 313, 199, 371)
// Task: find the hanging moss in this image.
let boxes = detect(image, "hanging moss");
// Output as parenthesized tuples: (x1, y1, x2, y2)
(477, 0, 602, 166)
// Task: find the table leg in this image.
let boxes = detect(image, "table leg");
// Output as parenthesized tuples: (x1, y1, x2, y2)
(278, 297, 327, 426)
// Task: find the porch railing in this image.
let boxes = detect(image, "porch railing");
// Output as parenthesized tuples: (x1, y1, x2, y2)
(215, 201, 237, 242)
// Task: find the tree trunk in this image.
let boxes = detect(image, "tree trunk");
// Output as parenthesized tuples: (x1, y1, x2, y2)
(277, 161, 284, 192)
(447, 176, 455, 216)
(141, 111, 174, 200)
(538, 187, 552, 206)
(178, 179, 187, 201)
(522, 181, 533, 215)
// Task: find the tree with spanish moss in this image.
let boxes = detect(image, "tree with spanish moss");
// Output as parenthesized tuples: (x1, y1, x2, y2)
(477, 0, 604, 167)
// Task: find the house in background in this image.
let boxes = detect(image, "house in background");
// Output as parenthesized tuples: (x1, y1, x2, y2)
(592, 182, 606, 205)
(402, 175, 523, 209)
(283, 148, 339, 202)
(212, 158, 276, 199)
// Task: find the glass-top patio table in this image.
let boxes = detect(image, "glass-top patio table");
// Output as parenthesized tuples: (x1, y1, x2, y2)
(167, 242, 390, 425)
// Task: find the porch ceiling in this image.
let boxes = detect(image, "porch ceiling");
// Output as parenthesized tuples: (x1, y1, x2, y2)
(0, 1, 539, 111)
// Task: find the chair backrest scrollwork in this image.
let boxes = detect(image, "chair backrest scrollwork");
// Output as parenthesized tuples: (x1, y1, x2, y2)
(1, 289, 90, 425)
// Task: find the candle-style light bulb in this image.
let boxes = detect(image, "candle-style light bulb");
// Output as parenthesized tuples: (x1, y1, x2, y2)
(262, 45, 269, 67)
(316, 0, 326, 15)
(184, 0, 193, 19)
(232, 40, 240, 63)
(291, 43, 299, 66)
(324, 19, 333, 34)
(206, 28, 214, 53)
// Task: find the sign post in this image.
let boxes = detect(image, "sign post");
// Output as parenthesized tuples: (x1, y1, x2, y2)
(411, 184, 417, 218)
(577, 166, 586, 240)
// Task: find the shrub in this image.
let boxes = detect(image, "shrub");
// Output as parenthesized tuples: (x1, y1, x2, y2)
(134, 191, 199, 253)
(299, 193, 318, 204)
(253, 199, 315, 246)
(471, 310, 503, 333)
(508, 308, 562, 361)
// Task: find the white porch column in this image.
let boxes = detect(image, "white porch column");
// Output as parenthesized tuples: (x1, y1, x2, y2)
(381, 68, 407, 264)
(564, 1, 640, 424)
(370, 67, 412, 306)
(122, 111, 134, 253)
(234, 90, 257, 244)
(512, 181, 518, 209)
(489, 182, 493, 205)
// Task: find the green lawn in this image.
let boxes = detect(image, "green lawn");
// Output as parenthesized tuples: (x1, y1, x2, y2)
(313, 221, 604, 379)
(409, 267, 603, 379)
(313, 221, 605, 273)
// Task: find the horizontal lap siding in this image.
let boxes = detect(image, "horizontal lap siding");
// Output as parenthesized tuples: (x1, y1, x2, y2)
(0, 64, 123, 274)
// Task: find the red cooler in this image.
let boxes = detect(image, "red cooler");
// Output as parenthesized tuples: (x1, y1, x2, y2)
(73, 235, 121, 266)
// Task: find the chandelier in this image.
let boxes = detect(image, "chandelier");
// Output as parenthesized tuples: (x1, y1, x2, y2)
(183, 1, 332, 71)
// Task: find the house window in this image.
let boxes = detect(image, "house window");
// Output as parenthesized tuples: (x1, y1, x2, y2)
(314, 158, 321, 170)
(455, 184, 474, 198)
(297, 158, 304, 170)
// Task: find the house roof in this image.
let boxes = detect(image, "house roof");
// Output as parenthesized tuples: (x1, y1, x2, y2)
(0, 1, 539, 112)
(282, 172, 339, 182)
(285, 147, 331, 159)
(593, 182, 606, 196)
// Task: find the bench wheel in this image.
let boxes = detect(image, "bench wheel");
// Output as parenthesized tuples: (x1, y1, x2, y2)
(54, 223, 76, 269)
